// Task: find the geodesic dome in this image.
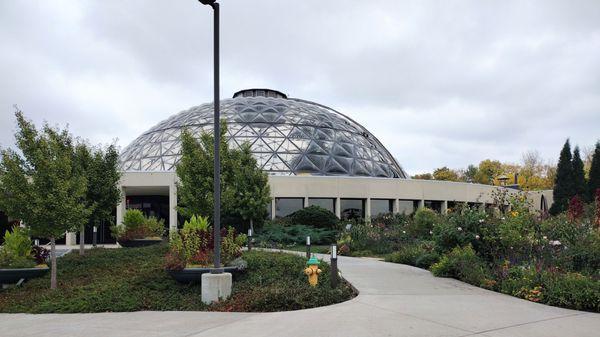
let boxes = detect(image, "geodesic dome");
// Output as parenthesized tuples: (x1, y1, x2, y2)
(119, 89, 407, 178)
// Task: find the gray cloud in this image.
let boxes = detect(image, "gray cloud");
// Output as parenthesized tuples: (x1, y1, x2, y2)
(1, 0, 599, 174)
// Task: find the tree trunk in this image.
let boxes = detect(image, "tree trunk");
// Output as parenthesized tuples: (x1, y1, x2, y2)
(250, 218, 254, 234)
(50, 237, 57, 290)
(79, 224, 85, 256)
(79, 225, 85, 256)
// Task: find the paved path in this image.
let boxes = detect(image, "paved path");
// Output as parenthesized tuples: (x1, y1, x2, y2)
(1, 252, 599, 337)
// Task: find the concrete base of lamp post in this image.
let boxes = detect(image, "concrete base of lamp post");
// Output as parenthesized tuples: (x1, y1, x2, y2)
(201, 272, 232, 304)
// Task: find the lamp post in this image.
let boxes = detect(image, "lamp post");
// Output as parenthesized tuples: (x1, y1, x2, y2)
(198, 0, 222, 273)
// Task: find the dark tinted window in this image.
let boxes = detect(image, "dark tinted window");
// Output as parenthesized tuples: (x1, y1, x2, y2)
(341, 199, 365, 220)
(371, 199, 393, 217)
(308, 198, 335, 213)
(275, 198, 304, 218)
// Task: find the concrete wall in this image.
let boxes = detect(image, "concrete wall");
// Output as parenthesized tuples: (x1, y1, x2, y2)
(117, 172, 553, 226)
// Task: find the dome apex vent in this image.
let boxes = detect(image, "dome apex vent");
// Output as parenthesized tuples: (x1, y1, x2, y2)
(233, 88, 287, 99)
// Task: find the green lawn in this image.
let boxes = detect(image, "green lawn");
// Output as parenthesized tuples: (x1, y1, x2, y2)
(0, 244, 355, 313)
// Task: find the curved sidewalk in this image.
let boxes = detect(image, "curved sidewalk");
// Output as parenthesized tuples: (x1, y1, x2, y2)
(1, 253, 599, 337)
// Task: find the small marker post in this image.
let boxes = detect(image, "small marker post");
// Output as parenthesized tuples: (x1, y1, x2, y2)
(306, 236, 311, 259)
(247, 228, 253, 251)
(92, 226, 97, 247)
(330, 244, 338, 288)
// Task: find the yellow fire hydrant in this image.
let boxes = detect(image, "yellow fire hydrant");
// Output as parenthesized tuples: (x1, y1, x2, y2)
(304, 255, 322, 287)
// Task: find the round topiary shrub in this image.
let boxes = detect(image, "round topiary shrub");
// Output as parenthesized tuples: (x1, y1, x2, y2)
(287, 205, 338, 229)
(409, 208, 439, 238)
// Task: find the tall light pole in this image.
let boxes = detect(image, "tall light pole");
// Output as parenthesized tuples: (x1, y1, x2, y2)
(198, 0, 222, 273)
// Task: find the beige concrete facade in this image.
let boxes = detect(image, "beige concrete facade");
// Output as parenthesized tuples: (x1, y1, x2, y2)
(115, 172, 553, 228)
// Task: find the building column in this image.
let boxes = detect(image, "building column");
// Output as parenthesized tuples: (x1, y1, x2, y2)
(116, 186, 126, 227)
(169, 183, 178, 234)
(304, 196, 309, 208)
(365, 198, 371, 222)
(393, 199, 400, 214)
(335, 197, 341, 219)
(441, 200, 448, 215)
(65, 232, 77, 246)
(271, 199, 276, 220)
(418, 199, 425, 209)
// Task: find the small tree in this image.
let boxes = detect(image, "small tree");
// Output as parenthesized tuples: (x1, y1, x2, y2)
(572, 146, 587, 198)
(550, 140, 575, 215)
(229, 144, 271, 232)
(433, 166, 460, 181)
(75, 143, 121, 255)
(588, 141, 600, 202)
(0, 111, 89, 289)
(176, 122, 238, 221)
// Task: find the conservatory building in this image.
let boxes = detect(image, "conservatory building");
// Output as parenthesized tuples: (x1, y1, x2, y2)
(87, 88, 552, 243)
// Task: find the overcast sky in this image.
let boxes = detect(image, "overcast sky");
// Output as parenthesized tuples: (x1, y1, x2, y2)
(1, 0, 599, 174)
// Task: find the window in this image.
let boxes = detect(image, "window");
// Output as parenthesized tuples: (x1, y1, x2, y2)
(308, 198, 335, 214)
(425, 201, 442, 213)
(370, 199, 393, 217)
(340, 199, 365, 220)
(397, 200, 415, 215)
(275, 198, 303, 218)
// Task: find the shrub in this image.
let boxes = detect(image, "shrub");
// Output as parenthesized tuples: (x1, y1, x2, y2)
(410, 208, 438, 238)
(371, 213, 411, 228)
(183, 215, 210, 232)
(0, 226, 36, 268)
(498, 266, 600, 312)
(144, 216, 165, 238)
(287, 206, 338, 229)
(541, 272, 600, 312)
(256, 223, 337, 246)
(386, 241, 439, 268)
(432, 206, 489, 255)
(123, 209, 145, 229)
(111, 210, 165, 240)
(3, 226, 32, 257)
(31, 246, 50, 265)
(431, 245, 492, 287)
(166, 220, 244, 269)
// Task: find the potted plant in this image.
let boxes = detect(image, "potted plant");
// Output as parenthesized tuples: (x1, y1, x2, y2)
(111, 209, 164, 247)
(0, 226, 49, 285)
(165, 215, 247, 283)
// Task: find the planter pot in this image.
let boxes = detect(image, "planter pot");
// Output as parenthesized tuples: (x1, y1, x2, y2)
(118, 238, 163, 248)
(0, 266, 49, 284)
(167, 266, 243, 283)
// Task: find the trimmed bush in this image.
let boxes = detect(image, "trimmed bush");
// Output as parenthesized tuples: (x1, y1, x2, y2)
(386, 241, 439, 268)
(256, 223, 336, 246)
(409, 208, 438, 238)
(430, 245, 492, 287)
(287, 206, 338, 229)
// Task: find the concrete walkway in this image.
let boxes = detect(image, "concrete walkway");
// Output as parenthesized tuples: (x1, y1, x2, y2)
(0, 252, 599, 337)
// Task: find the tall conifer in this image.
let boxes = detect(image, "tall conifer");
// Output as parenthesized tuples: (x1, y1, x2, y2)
(550, 139, 575, 215)
(588, 141, 600, 202)
(572, 146, 587, 198)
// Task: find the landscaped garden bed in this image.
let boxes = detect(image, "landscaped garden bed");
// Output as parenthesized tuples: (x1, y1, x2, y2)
(0, 227, 49, 285)
(112, 209, 165, 248)
(0, 244, 356, 313)
(376, 195, 600, 313)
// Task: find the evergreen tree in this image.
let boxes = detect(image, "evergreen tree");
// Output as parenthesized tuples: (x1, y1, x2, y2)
(572, 146, 587, 198)
(550, 139, 575, 215)
(588, 141, 600, 202)
(0, 111, 89, 289)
